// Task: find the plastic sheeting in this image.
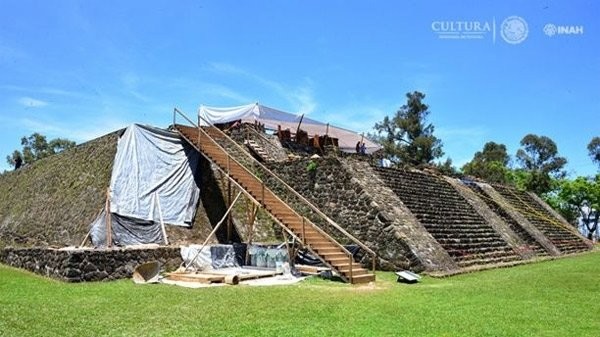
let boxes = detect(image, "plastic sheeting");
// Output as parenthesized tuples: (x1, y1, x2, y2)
(198, 103, 382, 154)
(89, 210, 164, 247)
(109, 124, 201, 227)
(180, 244, 240, 270)
(181, 245, 213, 270)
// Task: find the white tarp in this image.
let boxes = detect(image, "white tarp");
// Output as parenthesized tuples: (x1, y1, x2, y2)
(198, 103, 382, 154)
(109, 124, 201, 227)
(198, 103, 260, 126)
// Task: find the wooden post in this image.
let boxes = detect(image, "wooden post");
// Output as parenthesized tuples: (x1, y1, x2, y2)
(79, 230, 91, 248)
(244, 200, 258, 265)
(80, 208, 103, 247)
(301, 217, 306, 244)
(227, 178, 232, 242)
(105, 187, 112, 248)
(295, 113, 304, 141)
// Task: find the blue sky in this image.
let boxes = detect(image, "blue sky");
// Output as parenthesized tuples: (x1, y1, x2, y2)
(1, 0, 598, 176)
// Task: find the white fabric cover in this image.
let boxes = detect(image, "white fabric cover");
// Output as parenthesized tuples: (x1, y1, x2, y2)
(109, 124, 200, 227)
(198, 103, 382, 154)
(198, 103, 260, 126)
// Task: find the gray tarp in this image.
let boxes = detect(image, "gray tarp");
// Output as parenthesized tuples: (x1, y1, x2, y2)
(90, 123, 201, 246)
(90, 210, 164, 246)
(110, 124, 200, 227)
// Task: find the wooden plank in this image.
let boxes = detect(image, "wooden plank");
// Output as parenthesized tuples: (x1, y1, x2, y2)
(295, 264, 331, 275)
(208, 268, 282, 281)
(166, 272, 226, 284)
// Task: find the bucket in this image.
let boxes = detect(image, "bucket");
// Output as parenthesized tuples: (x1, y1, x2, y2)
(132, 261, 160, 284)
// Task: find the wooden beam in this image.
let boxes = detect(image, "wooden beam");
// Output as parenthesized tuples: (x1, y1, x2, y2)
(105, 187, 112, 248)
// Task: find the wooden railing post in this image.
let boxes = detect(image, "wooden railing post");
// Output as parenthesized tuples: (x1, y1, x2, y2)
(302, 217, 306, 244)
(349, 254, 353, 282)
(372, 253, 376, 273)
(227, 155, 230, 176)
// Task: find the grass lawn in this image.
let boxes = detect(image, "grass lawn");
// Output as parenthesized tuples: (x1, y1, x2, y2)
(1, 250, 599, 337)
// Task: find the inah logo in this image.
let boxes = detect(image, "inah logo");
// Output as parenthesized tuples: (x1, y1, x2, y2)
(500, 16, 528, 44)
(543, 24, 558, 36)
(544, 23, 584, 37)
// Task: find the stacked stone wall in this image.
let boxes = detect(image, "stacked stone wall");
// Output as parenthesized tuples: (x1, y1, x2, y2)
(0, 246, 181, 282)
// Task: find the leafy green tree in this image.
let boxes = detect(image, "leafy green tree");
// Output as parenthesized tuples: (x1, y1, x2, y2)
(462, 141, 510, 183)
(372, 91, 443, 166)
(546, 176, 600, 239)
(436, 158, 459, 176)
(505, 169, 531, 191)
(588, 137, 600, 169)
(515, 134, 567, 195)
(6, 133, 76, 167)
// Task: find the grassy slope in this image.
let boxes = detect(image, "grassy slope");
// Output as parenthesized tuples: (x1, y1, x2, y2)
(0, 129, 217, 248)
(1, 250, 599, 337)
(0, 133, 119, 247)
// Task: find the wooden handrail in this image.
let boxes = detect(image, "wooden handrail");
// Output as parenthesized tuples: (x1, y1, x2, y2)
(180, 109, 376, 259)
(174, 108, 377, 276)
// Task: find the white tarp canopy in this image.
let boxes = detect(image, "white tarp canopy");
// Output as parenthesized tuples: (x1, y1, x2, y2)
(198, 103, 381, 154)
(109, 124, 201, 227)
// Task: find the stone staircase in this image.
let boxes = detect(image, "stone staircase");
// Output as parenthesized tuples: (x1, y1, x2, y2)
(235, 125, 288, 163)
(491, 185, 591, 255)
(244, 139, 276, 162)
(174, 120, 375, 284)
(375, 167, 521, 268)
(465, 182, 549, 257)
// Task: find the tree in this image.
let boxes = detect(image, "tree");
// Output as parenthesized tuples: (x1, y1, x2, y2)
(436, 158, 459, 176)
(588, 136, 600, 169)
(515, 134, 567, 195)
(6, 133, 76, 167)
(546, 176, 600, 239)
(372, 91, 444, 166)
(462, 141, 510, 183)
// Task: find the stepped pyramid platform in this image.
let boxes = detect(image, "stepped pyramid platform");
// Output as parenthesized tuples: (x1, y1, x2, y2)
(492, 184, 592, 255)
(0, 120, 593, 279)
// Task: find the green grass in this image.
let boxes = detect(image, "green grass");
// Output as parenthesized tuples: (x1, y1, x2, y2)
(1, 251, 599, 337)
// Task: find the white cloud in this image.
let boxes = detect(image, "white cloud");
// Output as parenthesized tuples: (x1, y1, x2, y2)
(204, 62, 318, 114)
(288, 85, 317, 115)
(2, 85, 93, 99)
(322, 102, 397, 134)
(197, 83, 251, 103)
(205, 62, 246, 75)
(121, 72, 140, 89)
(19, 116, 131, 143)
(119, 72, 152, 102)
(18, 97, 48, 108)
